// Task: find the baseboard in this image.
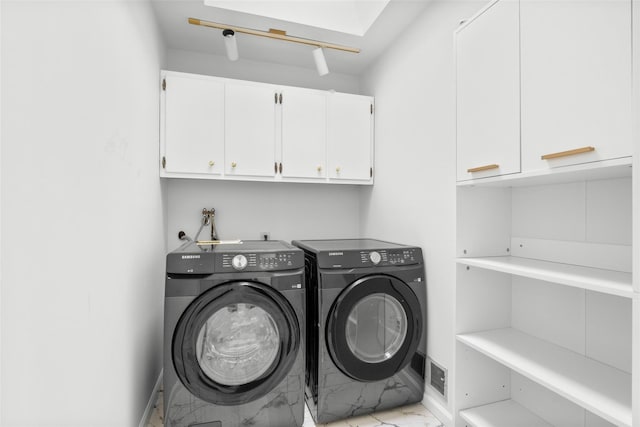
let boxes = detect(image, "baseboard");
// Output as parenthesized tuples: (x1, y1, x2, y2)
(139, 369, 163, 427)
(423, 392, 453, 427)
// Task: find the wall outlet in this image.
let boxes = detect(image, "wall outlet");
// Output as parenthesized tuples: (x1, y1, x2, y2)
(427, 357, 448, 401)
(260, 231, 270, 241)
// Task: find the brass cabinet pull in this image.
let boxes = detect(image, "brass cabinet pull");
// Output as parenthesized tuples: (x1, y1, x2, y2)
(467, 164, 499, 173)
(231, 161, 237, 168)
(335, 166, 341, 173)
(208, 161, 215, 167)
(317, 165, 322, 172)
(541, 146, 595, 160)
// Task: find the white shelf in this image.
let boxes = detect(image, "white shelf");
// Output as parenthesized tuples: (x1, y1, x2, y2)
(457, 328, 632, 427)
(457, 256, 633, 298)
(459, 399, 553, 427)
(456, 156, 632, 188)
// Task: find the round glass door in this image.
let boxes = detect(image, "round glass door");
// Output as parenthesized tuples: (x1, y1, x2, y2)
(196, 303, 280, 385)
(172, 281, 300, 405)
(327, 274, 422, 382)
(345, 293, 408, 363)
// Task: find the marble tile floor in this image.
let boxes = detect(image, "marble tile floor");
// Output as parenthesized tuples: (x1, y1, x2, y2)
(147, 389, 444, 427)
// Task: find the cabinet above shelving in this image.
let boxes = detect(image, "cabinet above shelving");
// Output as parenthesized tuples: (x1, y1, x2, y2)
(456, 156, 632, 188)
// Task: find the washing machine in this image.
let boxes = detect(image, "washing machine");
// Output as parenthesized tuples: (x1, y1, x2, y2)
(164, 240, 305, 427)
(292, 238, 426, 424)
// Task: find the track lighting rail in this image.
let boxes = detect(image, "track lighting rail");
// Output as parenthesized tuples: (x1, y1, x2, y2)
(188, 18, 360, 54)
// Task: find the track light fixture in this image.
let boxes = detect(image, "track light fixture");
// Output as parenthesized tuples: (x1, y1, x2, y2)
(222, 29, 239, 61)
(312, 47, 329, 76)
(189, 18, 360, 76)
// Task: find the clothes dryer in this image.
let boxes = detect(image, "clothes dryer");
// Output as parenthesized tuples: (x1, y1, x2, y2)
(292, 239, 426, 424)
(164, 240, 305, 427)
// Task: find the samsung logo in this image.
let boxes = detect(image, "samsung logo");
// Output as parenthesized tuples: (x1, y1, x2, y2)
(182, 255, 201, 260)
(328, 252, 344, 256)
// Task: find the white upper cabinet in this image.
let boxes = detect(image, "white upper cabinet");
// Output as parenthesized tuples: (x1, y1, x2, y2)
(455, 0, 520, 182)
(162, 72, 224, 175)
(160, 71, 373, 185)
(224, 81, 277, 178)
(327, 93, 374, 182)
(520, 0, 632, 171)
(280, 86, 327, 180)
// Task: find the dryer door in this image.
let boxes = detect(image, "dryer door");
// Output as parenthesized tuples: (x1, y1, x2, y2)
(172, 281, 300, 405)
(326, 274, 422, 382)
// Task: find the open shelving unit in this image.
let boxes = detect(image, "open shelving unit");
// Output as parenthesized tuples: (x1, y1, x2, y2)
(456, 256, 633, 298)
(454, 161, 635, 426)
(457, 328, 632, 426)
(459, 399, 553, 427)
(453, 0, 638, 423)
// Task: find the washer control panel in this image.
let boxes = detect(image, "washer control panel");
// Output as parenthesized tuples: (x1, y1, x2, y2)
(220, 251, 302, 272)
(231, 254, 248, 270)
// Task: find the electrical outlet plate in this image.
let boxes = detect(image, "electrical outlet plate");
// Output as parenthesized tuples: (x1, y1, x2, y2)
(427, 357, 448, 401)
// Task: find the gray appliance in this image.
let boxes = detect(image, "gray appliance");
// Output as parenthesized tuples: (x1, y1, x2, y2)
(292, 238, 427, 424)
(164, 240, 305, 427)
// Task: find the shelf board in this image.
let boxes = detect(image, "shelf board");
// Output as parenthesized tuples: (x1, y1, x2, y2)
(457, 256, 633, 298)
(456, 157, 632, 188)
(457, 328, 632, 427)
(459, 399, 553, 427)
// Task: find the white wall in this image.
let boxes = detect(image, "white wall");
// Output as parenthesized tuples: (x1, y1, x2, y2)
(360, 1, 482, 423)
(167, 48, 362, 94)
(166, 179, 362, 249)
(1, 1, 166, 425)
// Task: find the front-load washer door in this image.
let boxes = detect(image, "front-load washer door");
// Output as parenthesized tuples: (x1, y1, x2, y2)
(172, 281, 300, 405)
(326, 274, 422, 382)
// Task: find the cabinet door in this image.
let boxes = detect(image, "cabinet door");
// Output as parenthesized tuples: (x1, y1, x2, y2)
(327, 93, 373, 182)
(163, 73, 224, 175)
(521, 0, 632, 171)
(281, 87, 327, 179)
(225, 81, 277, 177)
(456, 0, 520, 182)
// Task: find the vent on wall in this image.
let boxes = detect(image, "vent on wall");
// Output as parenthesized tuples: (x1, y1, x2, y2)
(427, 357, 448, 401)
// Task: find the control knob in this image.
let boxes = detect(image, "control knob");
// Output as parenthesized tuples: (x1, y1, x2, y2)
(232, 254, 248, 270)
(369, 251, 382, 265)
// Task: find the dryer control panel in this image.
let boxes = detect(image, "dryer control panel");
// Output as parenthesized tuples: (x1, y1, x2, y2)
(318, 247, 423, 269)
(359, 249, 419, 266)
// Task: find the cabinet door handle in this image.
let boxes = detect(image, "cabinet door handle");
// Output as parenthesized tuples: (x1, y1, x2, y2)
(317, 165, 322, 172)
(541, 146, 595, 160)
(467, 164, 499, 173)
(208, 161, 215, 167)
(231, 161, 237, 168)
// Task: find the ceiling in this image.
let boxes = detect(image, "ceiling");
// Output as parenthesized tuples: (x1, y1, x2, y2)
(149, 0, 433, 76)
